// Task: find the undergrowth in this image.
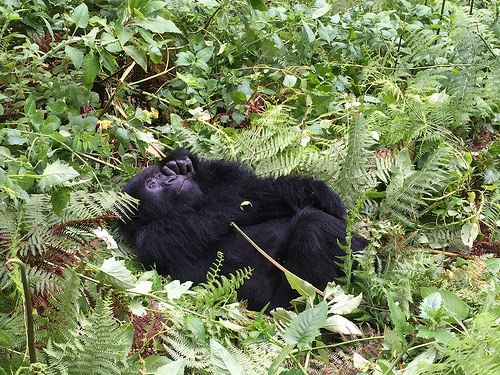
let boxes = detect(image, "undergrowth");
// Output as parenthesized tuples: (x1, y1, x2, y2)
(0, 0, 498, 373)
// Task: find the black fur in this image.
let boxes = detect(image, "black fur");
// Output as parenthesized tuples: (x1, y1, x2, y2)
(118, 149, 366, 311)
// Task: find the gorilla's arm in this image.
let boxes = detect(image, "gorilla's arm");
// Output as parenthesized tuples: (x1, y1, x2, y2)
(128, 211, 219, 282)
(160, 149, 255, 193)
(275, 176, 347, 220)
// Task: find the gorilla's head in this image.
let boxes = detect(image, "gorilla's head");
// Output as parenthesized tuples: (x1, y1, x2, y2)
(122, 164, 202, 218)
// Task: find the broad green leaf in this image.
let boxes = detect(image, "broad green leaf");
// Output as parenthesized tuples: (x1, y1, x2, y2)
(485, 258, 500, 273)
(123, 45, 148, 71)
(130, 300, 147, 316)
(328, 292, 362, 315)
(176, 72, 200, 87)
(50, 187, 71, 213)
(285, 271, 316, 297)
(115, 24, 134, 45)
(38, 160, 79, 190)
(135, 130, 156, 143)
(137, 16, 182, 34)
(283, 74, 297, 88)
(24, 94, 36, 116)
(144, 356, 186, 375)
(420, 288, 470, 321)
(100, 257, 136, 289)
(70, 3, 89, 29)
(323, 315, 362, 335)
(283, 301, 328, 350)
(64, 46, 84, 68)
(176, 51, 195, 66)
(210, 339, 244, 375)
(387, 294, 414, 337)
(164, 280, 194, 299)
(419, 292, 443, 321)
(249, 0, 268, 12)
(196, 47, 214, 63)
(128, 280, 153, 294)
(302, 20, 315, 43)
(461, 222, 479, 247)
(4, 129, 28, 145)
(186, 316, 205, 340)
(310, 0, 331, 19)
(403, 348, 436, 375)
(82, 53, 100, 88)
(0, 146, 11, 162)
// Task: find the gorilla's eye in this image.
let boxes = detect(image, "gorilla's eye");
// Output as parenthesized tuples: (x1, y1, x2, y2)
(154, 173, 161, 179)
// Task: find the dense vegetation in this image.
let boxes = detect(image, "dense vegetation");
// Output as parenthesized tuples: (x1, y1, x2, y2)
(0, 0, 498, 373)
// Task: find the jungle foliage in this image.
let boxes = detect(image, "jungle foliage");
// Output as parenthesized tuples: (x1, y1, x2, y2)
(0, 0, 498, 374)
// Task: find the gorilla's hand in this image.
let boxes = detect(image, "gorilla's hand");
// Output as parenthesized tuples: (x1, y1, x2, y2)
(161, 157, 194, 176)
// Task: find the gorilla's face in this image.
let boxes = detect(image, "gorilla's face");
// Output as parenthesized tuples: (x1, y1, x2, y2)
(123, 165, 202, 213)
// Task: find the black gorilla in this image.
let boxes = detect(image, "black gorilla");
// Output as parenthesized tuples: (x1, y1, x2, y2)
(118, 149, 366, 311)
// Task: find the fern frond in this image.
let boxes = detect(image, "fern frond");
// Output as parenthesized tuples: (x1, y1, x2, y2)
(225, 340, 281, 375)
(417, 312, 500, 374)
(196, 252, 253, 308)
(483, 189, 500, 242)
(381, 147, 453, 227)
(333, 118, 377, 206)
(163, 330, 211, 372)
(42, 297, 136, 375)
(0, 192, 130, 291)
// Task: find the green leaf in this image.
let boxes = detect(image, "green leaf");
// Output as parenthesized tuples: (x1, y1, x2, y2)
(38, 160, 79, 190)
(461, 222, 479, 247)
(82, 53, 100, 88)
(420, 288, 470, 321)
(24, 94, 36, 116)
(186, 316, 205, 341)
(196, 47, 214, 63)
(70, 3, 89, 29)
(4, 129, 28, 145)
(164, 280, 194, 299)
(50, 187, 71, 214)
(144, 357, 186, 375)
(285, 271, 316, 297)
(323, 315, 362, 335)
(283, 301, 328, 350)
(176, 51, 195, 66)
(268, 344, 295, 375)
(115, 24, 134, 45)
(137, 16, 182, 34)
(310, 0, 331, 19)
(210, 339, 244, 375)
(123, 45, 148, 71)
(302, 20, 315, 43)
(99, 257, 136, 290)
(327, 291, 362, 315)
(249, 0, 268, 12)
(387, 294, 414, 338)
(283, 74, 297, 88)
(176, 72, 200, 87)
(64, 46, 84, 68)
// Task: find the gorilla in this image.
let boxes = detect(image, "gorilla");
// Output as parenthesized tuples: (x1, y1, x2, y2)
(118, 148, 366, 311)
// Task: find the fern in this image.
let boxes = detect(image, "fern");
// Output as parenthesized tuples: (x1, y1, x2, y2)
(195, 252, 252, 308)
(380, 146, 453, 227)
(334, 117, 377, 206)
(163, 330, 211, 372)
(483, 189, 500, 242)
(0, 192, 136, 292)
(417, 312, 500, 375)
(41, 297, 137, 375)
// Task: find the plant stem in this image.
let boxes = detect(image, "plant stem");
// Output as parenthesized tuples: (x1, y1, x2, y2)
(230, 221, 325, 297)
(6, 259, 36, 364)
